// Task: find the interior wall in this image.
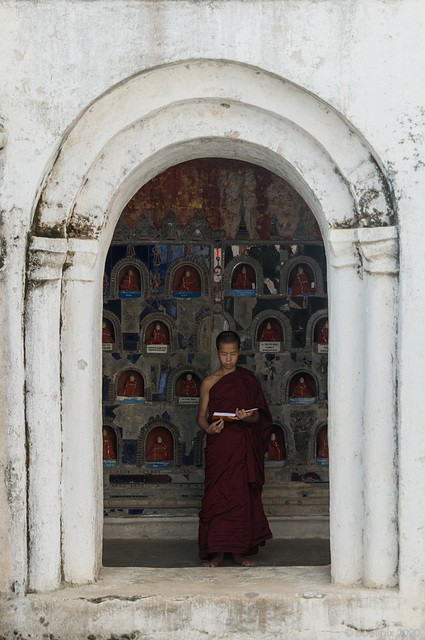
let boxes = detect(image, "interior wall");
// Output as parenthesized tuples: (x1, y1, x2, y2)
(101, 158, 330, 531)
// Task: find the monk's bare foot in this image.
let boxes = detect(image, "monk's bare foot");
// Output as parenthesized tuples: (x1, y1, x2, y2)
(232, 553, 255, 567)
(202, 552, 224, 567)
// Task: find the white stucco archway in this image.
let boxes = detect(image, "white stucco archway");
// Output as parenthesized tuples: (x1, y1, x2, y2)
(26, 60, 398, 592)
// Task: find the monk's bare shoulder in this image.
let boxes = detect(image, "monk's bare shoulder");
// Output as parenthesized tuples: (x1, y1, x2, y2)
(200, 370, 223, 394)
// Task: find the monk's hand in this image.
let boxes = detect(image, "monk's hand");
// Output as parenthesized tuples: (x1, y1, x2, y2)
(207, 419, 224, 435)
(234, 408, 256, 422)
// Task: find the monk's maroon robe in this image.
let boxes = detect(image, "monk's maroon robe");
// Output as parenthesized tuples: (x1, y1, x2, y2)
(198, 366, 273, 558)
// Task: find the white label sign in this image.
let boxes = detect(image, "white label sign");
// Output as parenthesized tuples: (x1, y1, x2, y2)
(147, 345, 168, 353)
(179, 397, 200, 405)
(259, 342, 280, 353)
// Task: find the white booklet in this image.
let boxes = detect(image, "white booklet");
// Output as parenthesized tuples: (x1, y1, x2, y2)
(212, 409, 258, 421)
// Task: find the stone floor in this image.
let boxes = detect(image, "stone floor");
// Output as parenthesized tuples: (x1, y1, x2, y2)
(103, 537, 331, 567)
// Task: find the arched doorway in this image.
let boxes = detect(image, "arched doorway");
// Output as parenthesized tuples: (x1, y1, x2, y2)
(26, 60, 398, 591)
(101, 158, 330, 543)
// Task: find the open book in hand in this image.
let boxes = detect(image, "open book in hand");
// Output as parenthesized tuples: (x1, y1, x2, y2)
(211, 409, 258, 422)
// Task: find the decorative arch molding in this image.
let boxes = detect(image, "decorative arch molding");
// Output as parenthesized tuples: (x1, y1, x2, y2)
(33, 59, 395, 243)
(195, 312, 213, 353)
(24, 59, 400, 592)
(164, 256, 210, 298)
(194, 429, 206, 467)
(273, 421, 295, 465)
(222, 312, 236, 333)
(280, 256, 325, 297)
(136, 418, 182, 467)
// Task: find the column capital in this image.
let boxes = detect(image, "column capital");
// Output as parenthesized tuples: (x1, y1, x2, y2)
(28, 236, 68, 282)
(64, 239, 99, 282)
(328, 228, 359, 270)
(357, 226, 399, 275)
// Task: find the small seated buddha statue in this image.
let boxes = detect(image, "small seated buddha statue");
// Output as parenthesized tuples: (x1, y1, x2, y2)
(318, 321, 329, 344)
(267, 432, 285, 461)
(317, 427, 329, 458)
(259, 321, 280, 342)
(179, 373, 199, 397)
(178, 269, 198, 292)
(102, 427, 116, 460)
(292, 376, 312, 399)
(233, 265, 253, 290)
(119, 269, 139, 292)
(102, 320, 114, 343)
(291, 266, 315, 296)
(146, 436, 170, 462)
(147, 323, 169, 345)
(119, 374, 139, 397)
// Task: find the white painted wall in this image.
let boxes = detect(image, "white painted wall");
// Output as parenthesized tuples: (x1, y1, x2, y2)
(0, 0, 424, 635)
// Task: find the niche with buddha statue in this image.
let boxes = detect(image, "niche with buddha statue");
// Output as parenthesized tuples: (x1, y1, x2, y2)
(167, 258, 208, 298)
(288, 371, 317, 404)
(116, 370, 145, 403)
(265, 425, 287, 467)
(231, 263, 256, 296)
(142, 317, 174, 353)
(174, 371, 201, 404)
(102, 318, 115, 350)
(223, 255, 264, 297)
(256, 317, 284, 353)
(108, 256, 149, 299)
(315, 423, 329, 466)
(289, 264, 316, 297)
(280, 256, 324, 299)
(145, 426, 174, 467)
(305, 309, 329, 354)
(315, 318, 329, 353)
(102, 310, 122, 352)
(118, 266, 141, 297)
(103, 425, 118, 468)
(137, 419, 182, 469)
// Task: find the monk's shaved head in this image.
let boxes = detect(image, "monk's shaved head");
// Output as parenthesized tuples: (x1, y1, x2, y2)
(216, 330, 240, 350)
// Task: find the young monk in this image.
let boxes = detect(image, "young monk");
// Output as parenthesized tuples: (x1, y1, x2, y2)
(197, 330, 273, 567)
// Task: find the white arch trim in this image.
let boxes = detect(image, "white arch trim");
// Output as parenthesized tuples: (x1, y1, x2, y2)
(35, 59, 394, 240)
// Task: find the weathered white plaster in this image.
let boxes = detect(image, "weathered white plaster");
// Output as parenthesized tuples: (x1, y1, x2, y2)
(2, 566, 425, 640)
(327, 229, 364, 586)
(60, 239, 103, 584)
(358, 227, 399, 589)
(0, 0, 424, 635)
(26, 237, 67, 591)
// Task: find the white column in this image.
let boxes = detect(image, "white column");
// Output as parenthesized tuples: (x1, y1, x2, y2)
(398, 220, 425, 600)
(327, 229, 364, 585)
(358, 227, 398, 588)
(61, 239, 103, 584)
(26, 237, 67, 591)
(0, 234, 29, 595)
